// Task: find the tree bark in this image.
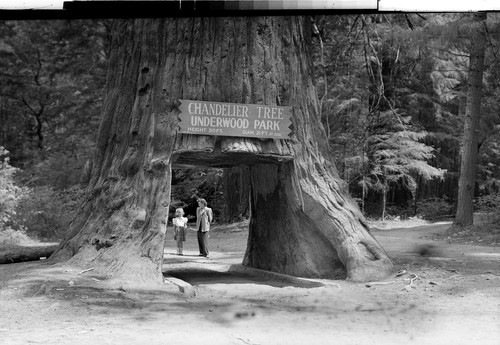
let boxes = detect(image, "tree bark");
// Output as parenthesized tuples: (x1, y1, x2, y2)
(381, 180, 387, 221)
(454, 12, 487, 227)
(245, 162, 391, 280)
(51, 17, 393, 286)
(223, 166, 250, 222)
(50, 19, 174, 289)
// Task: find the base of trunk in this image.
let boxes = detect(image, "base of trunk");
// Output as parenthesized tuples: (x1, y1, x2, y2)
(51, 243, 166, 290)
(244, 162, 394, 282)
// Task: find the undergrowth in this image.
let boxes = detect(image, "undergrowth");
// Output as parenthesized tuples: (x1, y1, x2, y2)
(0, 228, 37, 249)
(436, 213, 500, 246)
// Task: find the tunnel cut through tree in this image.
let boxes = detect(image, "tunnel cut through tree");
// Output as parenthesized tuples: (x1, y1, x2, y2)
(51, 16, 394, 287)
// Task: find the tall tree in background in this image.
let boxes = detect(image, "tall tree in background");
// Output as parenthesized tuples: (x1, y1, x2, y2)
(479, 14, 500, 196)
(223, 166, 250, 222)
(313, 14, 444, 219)
(455, 12, 488, 226)
(51, 17, 393, 287)
(0, 20, 109, 188)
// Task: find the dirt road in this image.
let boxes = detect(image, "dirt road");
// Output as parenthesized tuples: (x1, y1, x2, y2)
(0, 221, 499, 345)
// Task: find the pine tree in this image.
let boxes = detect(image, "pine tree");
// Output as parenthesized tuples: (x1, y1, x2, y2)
(455, 12, 488, 226)
(312, 14, 444, 219)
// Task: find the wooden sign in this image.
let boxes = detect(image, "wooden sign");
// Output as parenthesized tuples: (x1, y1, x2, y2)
(178, 100, 292, 139)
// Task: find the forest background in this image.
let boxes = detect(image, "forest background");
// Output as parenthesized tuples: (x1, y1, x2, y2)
(0, 13, 499, 245)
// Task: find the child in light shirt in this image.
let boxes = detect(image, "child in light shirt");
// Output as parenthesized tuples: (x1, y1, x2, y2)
(172, 208, 188, 255)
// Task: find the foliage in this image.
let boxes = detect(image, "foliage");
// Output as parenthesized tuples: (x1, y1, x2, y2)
(312, 14, 446, 219)
(0, 145, 85, 242)
(0, 20, 109, 188)
(0, 228, 36, 247)
(14, 185, 85, 241)
(171, 168, 224, 222)
(0, 16, 498, 226)
(0, 146, 36, 247)
(475, 193, 500, 226)
(416, 197, 456, 220)
(0, 147, 29, 232)
(311, 13, 500, 220)
(443, 211, 500, 246)
(478, 14, 500, 196)
(366, 112, 445, 195)
(425, 13, 500, 211)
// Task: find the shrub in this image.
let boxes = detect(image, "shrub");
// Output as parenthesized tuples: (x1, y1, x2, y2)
(475, 193, 500, 225)
(385, 203, 413, 220)
(0, 228, 36, 247)
(0, 147, 29, 232)
(475, 193, 500, 212)
(15, 185, 85, 241)
(170, 168, 224, 221)
(416, 197, 455, 220)
(0, 147, 35, 247)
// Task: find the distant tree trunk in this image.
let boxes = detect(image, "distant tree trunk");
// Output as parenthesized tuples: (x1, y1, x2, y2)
(51, 17, 393, 286)
(223, 166, 250, 222)
(361, 178, 366, 213)
(454, 12, 487, 227)
(0, 96, 5, 146)
(412, 176, 418, 216)
(365, 28, 395, 221)
(381, 182, 387, 221)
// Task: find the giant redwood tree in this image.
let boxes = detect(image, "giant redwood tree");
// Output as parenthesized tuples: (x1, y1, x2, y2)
(51, 16, 394, 287)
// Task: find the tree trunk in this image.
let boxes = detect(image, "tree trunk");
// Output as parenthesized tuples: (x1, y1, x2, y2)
(51, 16, 393, 286)
(50, 19, 174, 289)
(223, 166, 250, 222)
(454, 12, 487, 227)
(381, 182, 387, 221)
(0, 245, 58, 264)
(244, 162, 391, 280)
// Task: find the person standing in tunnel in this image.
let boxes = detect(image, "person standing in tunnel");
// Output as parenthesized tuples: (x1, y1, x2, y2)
(196, 198, 213, 258)
(172, 208, 188, 256)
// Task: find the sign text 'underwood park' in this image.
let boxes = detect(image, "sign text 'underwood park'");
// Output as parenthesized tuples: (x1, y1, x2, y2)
(178, 100, 292, 139)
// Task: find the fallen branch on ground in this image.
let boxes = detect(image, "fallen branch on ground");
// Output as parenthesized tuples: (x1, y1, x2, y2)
(0, 244, 58, 264)
(365, 280, 398, 287)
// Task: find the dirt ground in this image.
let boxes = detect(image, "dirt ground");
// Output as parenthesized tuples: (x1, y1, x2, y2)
(0, 221, 499, 345)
